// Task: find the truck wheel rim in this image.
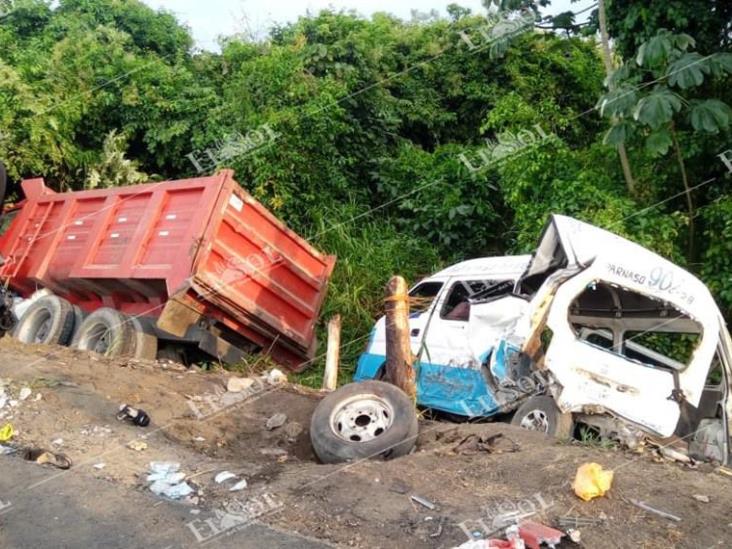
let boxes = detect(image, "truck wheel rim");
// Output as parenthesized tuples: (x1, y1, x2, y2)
(330, 394, 394, 443)
(520, 410, 549, 432)
(34, 313, 52, 343)
(88, 325, 111, 354)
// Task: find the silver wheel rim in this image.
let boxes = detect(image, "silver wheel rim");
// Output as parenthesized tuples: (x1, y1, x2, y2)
(520, 409, 550, 432)
(34, 313, 52, 343)
(87, 324, 111, 354)
(330, 394, 394, 442)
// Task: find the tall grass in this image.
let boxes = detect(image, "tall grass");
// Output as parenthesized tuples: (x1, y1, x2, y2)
(291, 202, 442, 388)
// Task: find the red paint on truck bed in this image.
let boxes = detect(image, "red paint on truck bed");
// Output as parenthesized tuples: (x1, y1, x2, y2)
(0, 170, 335, 370)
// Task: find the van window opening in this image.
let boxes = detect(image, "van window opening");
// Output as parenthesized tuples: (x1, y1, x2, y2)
(441, 279, 508, 321)
(569, 281, 702, 370)
(408, 281, 443, 314)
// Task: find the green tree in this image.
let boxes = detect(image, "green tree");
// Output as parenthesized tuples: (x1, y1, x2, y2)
(86, 130, 149, 189)
(598, 30, 732, 257)
(606, 0, 732, 59)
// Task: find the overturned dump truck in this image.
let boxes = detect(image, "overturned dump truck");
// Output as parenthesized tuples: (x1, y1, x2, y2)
(340, 215, 731, 465)
(0, 167, 335, 371)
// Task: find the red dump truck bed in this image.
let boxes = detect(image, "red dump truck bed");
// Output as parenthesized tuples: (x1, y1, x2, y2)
(0, 170, 335, 370)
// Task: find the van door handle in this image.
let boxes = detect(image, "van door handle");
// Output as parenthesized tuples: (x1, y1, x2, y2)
(411, 328, 420, 337)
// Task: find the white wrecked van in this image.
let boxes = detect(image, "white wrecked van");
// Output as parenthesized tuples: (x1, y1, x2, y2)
(348, 215, 730, 464)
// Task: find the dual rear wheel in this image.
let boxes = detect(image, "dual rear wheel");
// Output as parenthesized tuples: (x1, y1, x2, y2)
(14, 296, 157, 360)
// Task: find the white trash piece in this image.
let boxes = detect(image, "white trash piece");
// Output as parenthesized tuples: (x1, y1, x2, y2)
(227, 377, 255, 393)
(146, 462, 193, 500)
(215, 471, 237, 484)
(266, 369, 287, 385)
(229, 479, 248, 492)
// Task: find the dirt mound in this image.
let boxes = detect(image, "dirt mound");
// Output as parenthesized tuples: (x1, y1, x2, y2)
(1, 338, 731, 549)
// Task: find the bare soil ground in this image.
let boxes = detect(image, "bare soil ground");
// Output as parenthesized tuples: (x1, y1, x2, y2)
(0, 337, 730, 549)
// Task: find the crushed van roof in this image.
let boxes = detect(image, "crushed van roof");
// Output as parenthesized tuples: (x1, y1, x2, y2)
(428, 255, 532, 280)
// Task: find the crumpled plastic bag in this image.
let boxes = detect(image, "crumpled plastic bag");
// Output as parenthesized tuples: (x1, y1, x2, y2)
(0, 423, 14, 443)
(572, 462, 614, 501)
(146, 462, 193, 500)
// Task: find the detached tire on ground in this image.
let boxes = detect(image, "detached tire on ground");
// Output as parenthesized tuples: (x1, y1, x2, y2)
(13, 296, 76, 346)
(310, 380, 419, 464)
(72, 308, 137, 358)
(510, 395, 574, 438)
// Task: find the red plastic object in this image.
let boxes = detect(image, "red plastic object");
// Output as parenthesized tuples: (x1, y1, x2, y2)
(518, 520, 564, 549)
(0, 170, 335, 370)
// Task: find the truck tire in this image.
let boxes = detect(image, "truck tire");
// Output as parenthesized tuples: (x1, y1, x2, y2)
(310, 380, 419, 464)
(71, 306, 86, 337)
(510, 395, 573, 439)
(72, 308, 136, 358)
(14, 296, 76, 346)
(130, 316, 158, 361)
(0, 287, 16, 338)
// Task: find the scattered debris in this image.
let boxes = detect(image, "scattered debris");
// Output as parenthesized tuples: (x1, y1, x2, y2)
(152, 481, 194, 500)
(566, 529, 581, 543)
(259, 448, 288, 457)
(127, 440, 148, 452)
(93, 463, 106, 470)
(214, 471, 237, 484)
(147, 462, 194, 500)
(573, 463, 613, 501)
(692, 494, 710, 503)
(628, 499, 681, 522)
(283, 421, 303, 439)
(18, 387, 31, 401)
(229, 479, 247, 492)
(266, 369, 287, 385)
(659, 446, 692, 464)
(265, 412, 288, 430)
(22, 448, 72, 469)
(493, 510, 537, 531)
(81, 425, 112, 437)
(455, 526, 525, 549)
(227, 377, 254, 393)
(429, 516, 446, 539)
(518, 520, 564, 549)
(0, 444, 16, 455)
(453, 432, 519, 455)
(51, 438, 63, 446)
(0, 423, 14, 442)
(213, 470, 247, 491)
(117, 404, 151, 427)
(148, 461, 179, 477)
(454, 538, 526, 549)
(411, 494, 436, 510)
(557, 516, 604, 528)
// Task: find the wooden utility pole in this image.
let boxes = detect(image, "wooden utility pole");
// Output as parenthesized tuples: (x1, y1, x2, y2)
(598, 0, 636, 196)
(322, 314, 341, 391)
(384, 276, 416, 401)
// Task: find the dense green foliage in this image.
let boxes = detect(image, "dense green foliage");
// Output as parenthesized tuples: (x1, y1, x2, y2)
(0, 0, 730, 384)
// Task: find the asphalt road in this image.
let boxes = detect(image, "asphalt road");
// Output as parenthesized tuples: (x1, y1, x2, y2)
(0, 455, 331, 549)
